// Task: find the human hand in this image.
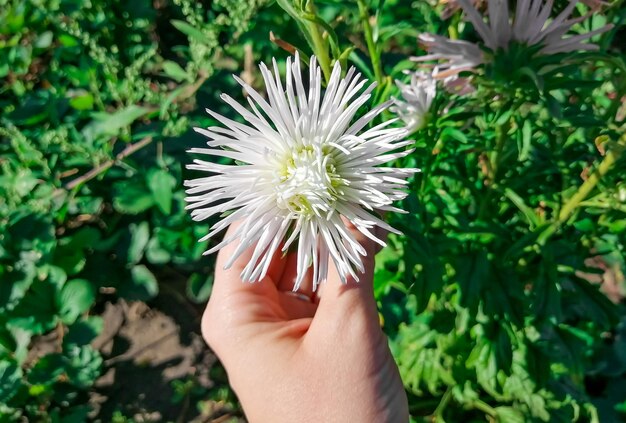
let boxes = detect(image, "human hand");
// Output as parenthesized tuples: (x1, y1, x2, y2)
(201, 221, 409, 423)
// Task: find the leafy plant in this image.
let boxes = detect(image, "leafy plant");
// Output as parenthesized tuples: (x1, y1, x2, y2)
(1, 0, 625, 421)
(0, 0, 268, 419)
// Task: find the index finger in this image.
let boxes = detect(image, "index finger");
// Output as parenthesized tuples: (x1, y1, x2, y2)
(210, 220, 289, 298)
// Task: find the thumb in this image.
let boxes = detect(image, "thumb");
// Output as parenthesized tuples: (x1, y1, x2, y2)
(312, 220, 384, 326)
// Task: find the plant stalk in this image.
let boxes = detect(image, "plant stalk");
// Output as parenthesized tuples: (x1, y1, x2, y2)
(433, 387, 453, 422)
(538, 132, 625, 244)
(478, 121, 509, 219)
(305, 3, 332, 83)
(556, 133, 625, 225)
(471, 398, 497, 417)
(357, 0, 384, 86)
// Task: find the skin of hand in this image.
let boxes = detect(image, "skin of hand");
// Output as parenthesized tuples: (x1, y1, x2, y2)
(201, 221, 409, 423)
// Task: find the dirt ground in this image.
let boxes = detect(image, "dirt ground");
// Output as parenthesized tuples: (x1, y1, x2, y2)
(87, 282, 246, 423)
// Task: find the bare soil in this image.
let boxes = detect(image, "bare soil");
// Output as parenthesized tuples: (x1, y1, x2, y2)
(85, 278, 244, 423)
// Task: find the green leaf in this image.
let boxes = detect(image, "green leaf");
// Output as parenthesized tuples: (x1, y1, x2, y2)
(82, 105, 149, 142)
(145, 236, 172, 264)
(171, 20, 213, 44)
(505, 188, 541, 229)
(58, 34, 78, 47)
(58, 405, 91, 423)
(440, 127, 468, 143)
(573, 218, 594, 233)
(0, 328, 17, 357)
(27, 353, 65, 389)
(118, 265, 159, 301)
(63, 317, 103, 350)
(64, 345, 102, 389)
(34, 31, 53, 49)
(6, 213, 55, 258)
(162, 60, 188, 82)
(146, 168, 176, 215)
(54, 229, 101, 275)
(0, 359, 22, 403)
(69, 92, 94, 111)
(56, 279, 96, 325)
(112, 179, 155, 214)
(517, 119, 532, 161)
(0, 265, 36, 312)
(545, 93, 563, 119)
(495, 406, 525, 423)
(187, 273, 213, 303)
(456, 251, 489, 311)
(127, 222, 150, 264)
(518, 66, 544, 91)
(159, 86, 186, 119)
(8, 280, 58, 335)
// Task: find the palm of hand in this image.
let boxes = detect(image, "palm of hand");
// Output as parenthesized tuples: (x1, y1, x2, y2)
(202, 224, 409, 423)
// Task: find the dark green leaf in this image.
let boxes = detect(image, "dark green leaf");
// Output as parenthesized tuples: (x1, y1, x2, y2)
(64, 345, 102, 389)
(187, 273, 213, 303)
(112, 179, 155, 214)
(127, 222, 150, 265)
(63, 317, 104, 350)
(8, 280, 58, 335)
(162, 60, 188, 82)
(118, 265, 159, 301)
(171, 20, 213, 44)
(56, 279, 96, 325)
(82, 105, 149, 142)
(0, 359, 22, 403)
(146, 168, 176, 215)
(495, 406, 525, 423)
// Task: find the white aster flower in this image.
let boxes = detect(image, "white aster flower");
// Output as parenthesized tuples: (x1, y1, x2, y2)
(185, 54, 417, 290)
(391, 71, 437, 133)
(417, 0, 613, 77)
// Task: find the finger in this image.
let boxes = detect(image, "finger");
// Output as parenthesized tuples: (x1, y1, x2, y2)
(277, 253, 314, 299)
(313, 219, 380, 321)
(277, 292, 318, 319)
(374, 213, 389, 254)
(211, 221, 288, 298)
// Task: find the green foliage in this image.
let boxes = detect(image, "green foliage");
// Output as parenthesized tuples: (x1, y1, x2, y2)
(0, 0, 268, 419)
(1, 0, 625, 421)
(268, 0, 625, 421)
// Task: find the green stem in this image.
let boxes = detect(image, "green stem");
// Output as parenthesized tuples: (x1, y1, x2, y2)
(305, 3, 332, 83)
(578, 200, 626, 212)
(308, 29, 331, 81)
(539, 132, 626, 244)
(419, 125, 438, 195)
(477, 121, 509, 219)
(471, 399, 497, 418)
(448, 13, 460, 40)
(604, 79, 626, 123)
(491, 123, 508, 176)
(433, 387, 453, 422)
(357, 0, 383, 86)
(556, 134, 626, 225)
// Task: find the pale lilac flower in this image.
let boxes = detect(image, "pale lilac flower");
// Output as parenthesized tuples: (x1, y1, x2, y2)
(417, 0, 613, 77)
(185, 54, 417, 290)
(391, 71, 437, 133)
(461, 0, 613, 54)
(414, 33, 485, 79)
(442, 0, 606, 17)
